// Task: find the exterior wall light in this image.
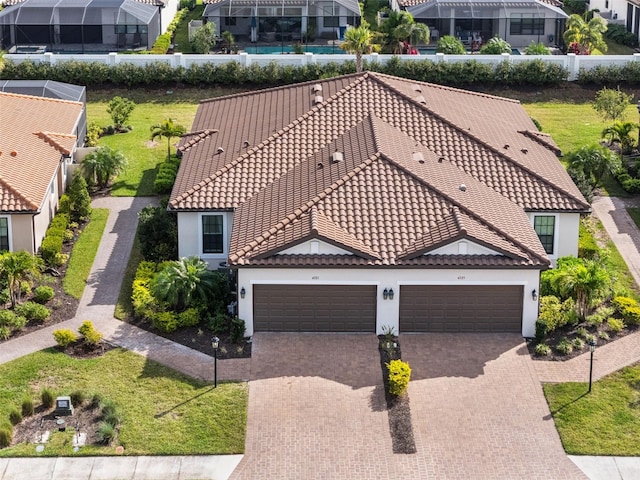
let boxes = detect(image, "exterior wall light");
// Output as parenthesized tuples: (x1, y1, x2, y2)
(388, 288, 394, 300)
(240, 287, 246, 299)
(532, 289, 538, 301)
(383, 288, 389, 300)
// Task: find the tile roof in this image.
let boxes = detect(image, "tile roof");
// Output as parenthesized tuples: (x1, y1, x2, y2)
(0, 92, 83, 212)
(172, 72, 587, 268)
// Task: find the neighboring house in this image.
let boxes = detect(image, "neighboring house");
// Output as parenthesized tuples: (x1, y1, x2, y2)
(0, 88, 84, 254)
(0, 0, 162, 52)
(170, 72, 589, 338)
(202, 0, 360, 42)
(589, 0, 633, 36)
(389, 0, 568, 48)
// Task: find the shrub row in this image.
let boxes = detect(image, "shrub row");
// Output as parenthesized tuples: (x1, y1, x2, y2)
(577, 62, 640, 85)
(612, 296, 640, 325)
(615, 171, 640, 194)
(154, 156, 181, 194)
(605, 24, 639, 48)
(0, 57, 569, 88)
(150, 8, 188, 54)
(40, 211, 70, 266)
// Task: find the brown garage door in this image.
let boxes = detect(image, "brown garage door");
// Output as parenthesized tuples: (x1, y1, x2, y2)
(399, 285, 523, 333)
(253, 284, 376, 332)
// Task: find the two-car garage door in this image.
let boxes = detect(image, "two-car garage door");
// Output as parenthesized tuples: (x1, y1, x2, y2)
(252, 284, 523, 333)
(399, 285, 523, 333)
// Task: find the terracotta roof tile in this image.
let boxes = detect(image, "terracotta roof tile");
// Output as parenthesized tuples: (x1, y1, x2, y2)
(0, 92, 83, 212)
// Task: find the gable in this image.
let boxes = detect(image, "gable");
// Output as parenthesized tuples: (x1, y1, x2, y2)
(278, 239, 353, 256)
(426, 239, 502, 256)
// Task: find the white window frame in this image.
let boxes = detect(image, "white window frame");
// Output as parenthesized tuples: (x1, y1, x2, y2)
(198, 213, 227, 257)
(532, 213, 558, 257)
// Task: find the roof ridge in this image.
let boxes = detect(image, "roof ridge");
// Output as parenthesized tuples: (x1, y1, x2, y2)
(518, 129, 562, 155)
(35, 131, 76, 155)
(198, 72, 366, 105)
(177, 129, 218, 153)
(0, 90, 82, 107)
(229, 155, 379, 262)
(0, 175, 39, 211)
(171, 75, 372, 208)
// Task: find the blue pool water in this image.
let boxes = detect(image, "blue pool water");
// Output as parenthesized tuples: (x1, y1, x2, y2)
(244, 45, 344, 54)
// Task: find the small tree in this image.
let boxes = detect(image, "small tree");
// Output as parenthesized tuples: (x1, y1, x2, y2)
(82, 146, 128, 189)
(565, 144, 620, 191)
(150, 118, 186, 160)
(593, 86, 633, 123)
(0, 251, 42, 308)
(339, 21, 379, 73)
(551, 258, 611, 320)
(191, 22, 216, 54)
(563, 13, 607, 54)
(602, 121, 638, 154)
(221, 30, 235, 53)
(137, 206, 178, 262)
(106, 96, 135, 131)
(66, 171, 92, 221)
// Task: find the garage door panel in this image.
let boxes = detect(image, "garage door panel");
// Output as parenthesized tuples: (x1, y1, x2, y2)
(254, 284, 376, 332)
(400, 285, 523, 333)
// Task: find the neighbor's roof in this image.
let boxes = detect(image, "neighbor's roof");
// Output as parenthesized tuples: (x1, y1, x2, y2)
(401, 0, 566, 16)
(171, 72, 588, 268)
(202, 0, 360, 14)
(0, 91, 83, 212)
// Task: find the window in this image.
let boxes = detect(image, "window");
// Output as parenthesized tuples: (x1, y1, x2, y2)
(510, 15, 545, 35)
(223, 17, 237, 26)
(324, 16, 339, 27)
(0, 218, 9, 252)
(202, 215, 224, 254)
(534, 216, 555, 254)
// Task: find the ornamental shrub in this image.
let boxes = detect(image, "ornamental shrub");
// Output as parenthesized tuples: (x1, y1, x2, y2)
(53, 329, 77, 348)
(0, 423, 12, 448)
(151, 311, 178, 333)
(8, 408, 22, 426)
(480, 36, 511, 54)
(70, 390, 86, 407)
(534, 343, 551, 356)
(21, 398, 34, 417)
(230, 317, 246, 343)
(537, 296, 578, 333)
(387, 359, 411, 396)
(137, 206, 178, 262)
(33, 285, 55, 304)
(607, 317, 625, 333)
(177, 308, 200, 327)
(78, 320, 103, 346)
(67, 172, 92, 222)
(612, 296, 640, 325)
(41, 388, 54, 409)
(0, 310, 17, 326)
(0, 326, 10, 340)
(153, 157, 180, 194)
(15, 301, 50, 322)
(41, 212, 70, 266)
(96, 422, 116, 445)
(436, 35, 465, 54)
(555, 338, 573, 355)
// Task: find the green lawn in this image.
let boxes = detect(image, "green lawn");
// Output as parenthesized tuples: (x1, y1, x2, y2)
(544, 363, 640, 455)
(62, 209, 109, 299)
(173, 4, 205, 54)
(0, 349, 247, 456)
(605, 38, 635, 56)
(628, 207, 640, 229)
(86, 102, 198, 196)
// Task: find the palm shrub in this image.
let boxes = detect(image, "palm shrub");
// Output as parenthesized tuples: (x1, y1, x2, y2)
(150, 118, 186, 160)
(387, 359, 411, 396)
(82, 146, 128, 189)
(150, 257, 217, 312)
(524, 42, 550, 55)
(0, 251, 42, 307)
(437, 35, 465, 54)
(480, 36, 512, 54)
(602, 122, 637, 155)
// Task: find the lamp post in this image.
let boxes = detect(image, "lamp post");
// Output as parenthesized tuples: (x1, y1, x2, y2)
(211, 336, 220, 388)
(588, 338, 596, 393)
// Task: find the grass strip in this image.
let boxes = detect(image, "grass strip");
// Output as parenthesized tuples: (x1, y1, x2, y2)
(62, 209, 109, 299)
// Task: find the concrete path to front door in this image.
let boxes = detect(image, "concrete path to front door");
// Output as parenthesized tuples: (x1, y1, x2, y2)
(230, 332, 585, 480)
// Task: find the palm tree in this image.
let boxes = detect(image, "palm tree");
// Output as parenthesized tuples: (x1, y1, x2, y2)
(150, 118, 186, 160)
(565, 144, 620, 189)
(563, 14, 607, 54)
(82, 146, 128, 189)
(0, 251, 42, 307)
(551, 258, 610, 319)
(150, 256, 216, 311)
(340, 22, 379, 73)
(393, 21, 430, 48)
(602, 121, 638, 154)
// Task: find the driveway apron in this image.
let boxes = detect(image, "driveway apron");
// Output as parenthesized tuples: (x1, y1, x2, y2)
(232, 333, 585, 480)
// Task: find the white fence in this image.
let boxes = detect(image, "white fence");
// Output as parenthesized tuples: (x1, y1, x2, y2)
(6, 51, 640, 81)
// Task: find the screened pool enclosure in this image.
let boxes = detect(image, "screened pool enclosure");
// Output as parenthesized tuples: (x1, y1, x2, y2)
(0, 0, 162, 52)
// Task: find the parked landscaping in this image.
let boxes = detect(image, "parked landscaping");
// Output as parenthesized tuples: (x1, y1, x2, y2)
(0, 348, 247, 456)
(544, 362, 640, 455)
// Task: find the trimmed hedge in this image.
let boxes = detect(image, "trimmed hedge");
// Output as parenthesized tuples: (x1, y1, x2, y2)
(0, 58, 569, 88)
(577, 62, 640, 85)
(41, 211, 70, 266)
(154, 157, 181, 194)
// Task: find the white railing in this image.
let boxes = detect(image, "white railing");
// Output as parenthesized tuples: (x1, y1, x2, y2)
(6, 51, 640, 81)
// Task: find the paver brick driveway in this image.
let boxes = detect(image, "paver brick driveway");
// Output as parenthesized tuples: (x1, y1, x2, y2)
(231, 333, 585, 480)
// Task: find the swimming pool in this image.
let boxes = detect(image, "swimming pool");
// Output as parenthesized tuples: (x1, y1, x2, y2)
(244, 45, 345, 54)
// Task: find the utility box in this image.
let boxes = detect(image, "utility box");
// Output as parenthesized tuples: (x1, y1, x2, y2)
(54, 396, 74, 416)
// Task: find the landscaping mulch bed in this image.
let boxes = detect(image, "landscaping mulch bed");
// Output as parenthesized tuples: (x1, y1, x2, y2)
(527, 323, 640, 362)
(127, 317, 251, 360)
(377, 335, 416, 454)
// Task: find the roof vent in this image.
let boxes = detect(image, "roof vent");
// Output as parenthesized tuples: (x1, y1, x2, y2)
(216, 147, 224, 154)
(438, 156, 445, 163)
(331, 151, 344, 163)
(243, 140, 250, 148)
(521, 148, 528, 154)
(10, 151, 17, 157)
(415, 95, 426, 104)
(504, 144, 509, 150)
(412, 84, 422, 93)
(317, 162, 324, 169)
(312, 84, 323, 92)
(314, 95, 323, 105)
(412, 152, 425, 163)
(459, 184, 467, 192)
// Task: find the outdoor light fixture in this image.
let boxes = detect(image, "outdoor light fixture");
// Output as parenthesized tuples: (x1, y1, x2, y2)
(211, 336, 220, 388)
(240, 287, 246, 299)
(388, 288, 394, 300)
(532, 289, 538, 301)
(588, 338, 597, 393)
(383, 288, 389, 300)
